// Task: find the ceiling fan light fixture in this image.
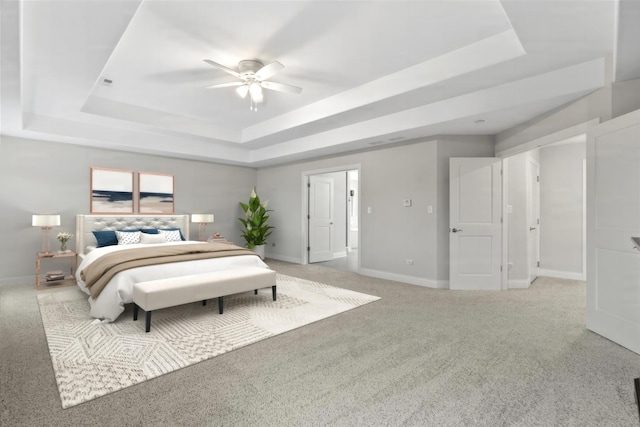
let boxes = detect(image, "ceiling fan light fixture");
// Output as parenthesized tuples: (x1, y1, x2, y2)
(204, 58, 302, 111)
(249, 82, 263, 100)
(236, 84, 249, 98)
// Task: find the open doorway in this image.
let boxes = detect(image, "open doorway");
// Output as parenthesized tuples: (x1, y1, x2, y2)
(505, 137, 586, 289)
(304, 167, 359, 272)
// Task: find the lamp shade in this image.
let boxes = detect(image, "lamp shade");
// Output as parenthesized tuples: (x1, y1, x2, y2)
(32, 214, 61, 227)
(191, 214, 214, 223)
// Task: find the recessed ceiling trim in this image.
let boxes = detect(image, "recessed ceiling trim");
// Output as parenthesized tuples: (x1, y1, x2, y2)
(250, 58, 605, 164)
(242, 29, 525, 143)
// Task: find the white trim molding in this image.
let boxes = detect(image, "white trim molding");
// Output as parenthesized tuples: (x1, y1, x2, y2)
(266, 253, 303, 264)
(508, 279, 531, 289)
(0, 275, 34, 286)
(360, 268, 449, 289)
(539, 269, 586, 281)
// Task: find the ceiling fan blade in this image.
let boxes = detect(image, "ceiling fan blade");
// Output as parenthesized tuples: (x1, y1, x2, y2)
(203, 59, 241, 79)
(255, 61, 284, 81)
(261, 81, 303, 94)
(205, 81, 245, 89)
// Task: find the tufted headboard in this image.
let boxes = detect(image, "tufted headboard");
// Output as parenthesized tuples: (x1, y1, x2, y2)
(75, 214, 190, 255)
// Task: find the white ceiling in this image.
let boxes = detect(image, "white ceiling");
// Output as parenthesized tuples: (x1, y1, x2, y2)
(1, 0, 638, 167)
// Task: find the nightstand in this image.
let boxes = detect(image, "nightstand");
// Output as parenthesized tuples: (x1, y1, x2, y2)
(35, 251, 78, 290)
(207, 237, 234, 245)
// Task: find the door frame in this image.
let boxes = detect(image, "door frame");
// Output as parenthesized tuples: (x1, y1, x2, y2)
(526, 157, 540, 283)
(497, 119, 597, 290)
(301, 164, 361, 266)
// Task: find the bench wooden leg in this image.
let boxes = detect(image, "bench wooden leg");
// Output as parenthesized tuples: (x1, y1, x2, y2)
(218, 296, 224, 314)
(272, 285, 277, 301)
(145, 311, 152, 333)
(133, 304, 139, 321)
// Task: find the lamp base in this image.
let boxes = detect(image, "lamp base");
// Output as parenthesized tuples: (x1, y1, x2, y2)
(41, 226, 52, 254)
(198, 223, 208, 242)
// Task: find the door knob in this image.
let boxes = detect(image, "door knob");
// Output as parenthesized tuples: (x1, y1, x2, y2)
(451, 228, 462, 233)
(529, 227, 537, 231)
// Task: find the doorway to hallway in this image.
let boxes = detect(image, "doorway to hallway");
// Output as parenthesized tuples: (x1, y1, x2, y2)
(303, 167, 359, 273)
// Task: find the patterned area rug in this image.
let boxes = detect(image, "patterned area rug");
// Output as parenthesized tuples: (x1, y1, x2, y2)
(37, 274, 380, 408)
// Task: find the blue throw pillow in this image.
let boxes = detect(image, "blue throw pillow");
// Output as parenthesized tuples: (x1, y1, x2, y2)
(92, 230, 118, 247)
(140, 228, 159, 234)
(158, 227, 185, 240)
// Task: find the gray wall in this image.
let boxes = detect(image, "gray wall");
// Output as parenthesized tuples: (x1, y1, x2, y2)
(257, 140, 437, 283)
(496, 77, 640, 155)
(539, 141, 586, 276)
(0, 136, 256, 284)
(612, 79, 640, 119)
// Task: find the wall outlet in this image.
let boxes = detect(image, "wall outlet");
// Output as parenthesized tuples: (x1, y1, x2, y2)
(367, 207, 372, 214)
(406, 259, 413, 265)
(272, 243, 276, 247)
(403, 199, 412, 207)
(428, 205, 433, 214)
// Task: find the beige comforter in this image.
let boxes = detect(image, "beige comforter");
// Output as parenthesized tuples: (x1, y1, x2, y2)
(80, 243, 257, 299)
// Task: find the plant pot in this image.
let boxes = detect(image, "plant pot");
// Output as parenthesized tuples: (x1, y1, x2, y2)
(252, 244, 265, 260)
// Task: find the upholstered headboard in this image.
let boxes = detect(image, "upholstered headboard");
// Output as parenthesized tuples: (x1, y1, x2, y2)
(75, 214, 190, 255)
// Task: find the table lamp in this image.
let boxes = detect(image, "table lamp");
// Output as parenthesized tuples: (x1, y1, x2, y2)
(32, 214, 61, 254)
(191, 214, 214, 241)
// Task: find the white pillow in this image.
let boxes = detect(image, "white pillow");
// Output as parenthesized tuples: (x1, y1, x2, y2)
(116, 230, 141, 245)
(158, 229, 182, 242)
(140, 232, 167, 244)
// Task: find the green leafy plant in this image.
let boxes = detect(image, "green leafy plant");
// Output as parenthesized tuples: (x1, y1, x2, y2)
(238, 187, 274, 249)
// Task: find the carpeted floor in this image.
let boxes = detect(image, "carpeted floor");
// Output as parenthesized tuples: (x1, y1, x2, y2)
(36, 274, 380, 408)
(2, 259, 640, 426)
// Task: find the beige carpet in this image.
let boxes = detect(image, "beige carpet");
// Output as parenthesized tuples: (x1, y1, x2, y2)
(36, 273, 380, 408)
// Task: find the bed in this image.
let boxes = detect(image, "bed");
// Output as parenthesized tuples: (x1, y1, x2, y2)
(74, 214, 269, 323)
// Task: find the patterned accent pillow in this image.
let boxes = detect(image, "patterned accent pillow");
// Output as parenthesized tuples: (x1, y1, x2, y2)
(159, 227, 185, 240)
(158, 229, 181, 242)
(116, 230, 141, 245)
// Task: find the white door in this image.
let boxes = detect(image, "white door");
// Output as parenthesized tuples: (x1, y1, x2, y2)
(586, 110, 640, 355)
(527, 159, 540, 283)
(450, 158, 503, 290)
(309, 175, 334, 263)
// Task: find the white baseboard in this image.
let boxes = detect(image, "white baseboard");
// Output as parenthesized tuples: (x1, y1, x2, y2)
(538, 269, 585, 281)
(333, 251, 347, 259)
(265, 253, 303, 264)
(0, 275, 33, 286)
(359, 268, 449, 289)
(508, 279, 531, 289)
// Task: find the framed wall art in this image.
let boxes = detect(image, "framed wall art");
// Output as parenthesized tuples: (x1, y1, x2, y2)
(138, 171, 174, 214)
(90, 167, 134, 214)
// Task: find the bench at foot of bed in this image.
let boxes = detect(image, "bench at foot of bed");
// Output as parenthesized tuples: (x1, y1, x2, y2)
(132, 267, 277, 332)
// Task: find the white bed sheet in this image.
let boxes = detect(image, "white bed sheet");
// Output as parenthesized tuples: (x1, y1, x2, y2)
(76, 241, 269, 323)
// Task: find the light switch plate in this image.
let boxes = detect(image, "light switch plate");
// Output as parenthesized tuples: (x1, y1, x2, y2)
(403, 199, 412, 207)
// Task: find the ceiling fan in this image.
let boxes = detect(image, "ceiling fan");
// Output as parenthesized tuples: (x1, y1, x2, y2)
(203, 59, 302, 111)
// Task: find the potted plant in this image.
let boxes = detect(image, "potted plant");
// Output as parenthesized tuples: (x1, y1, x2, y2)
(238, 187, 274, 259)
